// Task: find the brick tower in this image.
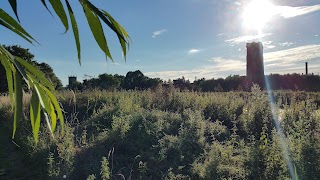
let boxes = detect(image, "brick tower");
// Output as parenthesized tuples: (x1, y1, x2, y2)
(246, 42, 265, 87)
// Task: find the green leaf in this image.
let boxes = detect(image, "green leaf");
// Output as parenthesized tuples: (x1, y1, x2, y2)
(82, 1, 129, 42)
(80, 1, 130, 60)
(0, 19, 33, 44)
(12, 58, 30, 88)
(33, 82, 55, 136)
(66, 0, 81, 64)
(50, 102, 57, 133)
(34, 83, 50, 115)
(101, 10, 131, 57)
(80, 1, 113, 61)
(294, 164, 299, 180)
(0, 9, 36, 43)
(48, 0, 69, 33)
(8, 0, 19, 22)
(15, 56, 54, 91)
(12, 70, 22, 139)
(40, 0, 53, 15)
(0, 55, 14, 109)
(43, 86, 64, 134)
(30, 88, 41, 143)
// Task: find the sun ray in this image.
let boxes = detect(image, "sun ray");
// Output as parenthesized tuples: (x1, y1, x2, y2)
(242, 0, 276, 33)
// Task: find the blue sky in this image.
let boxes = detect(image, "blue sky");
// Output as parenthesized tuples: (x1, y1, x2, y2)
(1, 0, 320, 85)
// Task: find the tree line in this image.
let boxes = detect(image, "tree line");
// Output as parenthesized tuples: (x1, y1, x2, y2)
(68, 70, 163, 91)
(2, 45, 320, 93)
(69, 72, 320, 92)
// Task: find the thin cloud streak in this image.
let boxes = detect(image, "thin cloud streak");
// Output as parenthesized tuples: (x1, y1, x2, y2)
(145, 57, 245, 81)
(226, 33, 273, 45)
(264, 44, 320, 63)
(188, 49, 200, 55)
(264, 44, 320, 74)
(152, 29, 167, 38)
(146, 44, 320, 81)
(275, 4, 320, 18)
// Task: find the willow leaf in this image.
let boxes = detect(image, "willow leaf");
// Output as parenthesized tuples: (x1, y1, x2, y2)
(48, 0, 69, 33)
(43, 86, 64, 134)
(0, 56, 14, 109)
(8, 0, 19, 22)
(102, 10, 129, 60)
(30, 88, 41, 143)
(50, 102, 57, 133)
(0, 19, 32, 44)
(44, 112, 53, 137)
(15, 56, 54, 91)
(12, 58, 30, 88)
(84, 2, 130, 59)
(82, 1, 124, 39)
(66, 0, 81, 64)
(12, 71, 22, 139)
(81, 1, 113, 61)
(34, 83, 50, 114)
(40, 0, 53, 15)
(34, 83, 56, 136)
(0, 9, 36, 43)
(101, 10, 131, 39)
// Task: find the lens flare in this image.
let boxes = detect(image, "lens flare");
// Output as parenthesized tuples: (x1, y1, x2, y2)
(264, 73, 297, 179)
(242, 0, 276, 32)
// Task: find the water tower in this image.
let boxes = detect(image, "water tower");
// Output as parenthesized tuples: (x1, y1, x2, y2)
(68, 76, 77, 86)
(246, 42, 265, 87)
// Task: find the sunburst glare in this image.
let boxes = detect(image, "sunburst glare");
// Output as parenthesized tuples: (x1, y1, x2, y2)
(242, 0, 276, 33)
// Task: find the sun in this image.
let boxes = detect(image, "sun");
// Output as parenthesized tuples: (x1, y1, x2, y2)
(242, 0, 276, 33)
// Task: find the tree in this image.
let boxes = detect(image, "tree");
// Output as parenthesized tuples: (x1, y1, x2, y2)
(37, 62, 63, 90)
(122, 70, 146, 90)
(0, 0, 130, 142)
(98, 73, 121, 90)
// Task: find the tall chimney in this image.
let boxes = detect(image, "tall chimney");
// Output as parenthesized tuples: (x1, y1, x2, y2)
(306, 62, 308, 75)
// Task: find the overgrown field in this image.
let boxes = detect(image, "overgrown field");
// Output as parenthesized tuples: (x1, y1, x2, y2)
(1, 86, 320, 179)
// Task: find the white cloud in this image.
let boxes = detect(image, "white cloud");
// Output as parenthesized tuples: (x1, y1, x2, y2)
(262, 41, 276, 49)
(264, 44, 320, 64)
(152, 29, 167, 38)
(226, 33, 273, 45)
(145, 44, 320, 81)
(145, 57, 245, 81)
(279, 42, 294, 47)
(275, 4, 320, 18)
(265, 45, 276, 49)
(188, 49, 200, 55)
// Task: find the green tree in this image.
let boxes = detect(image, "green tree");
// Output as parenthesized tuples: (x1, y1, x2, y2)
(0, 0, 130, 142)
(98, 73, 121, 90)
(122, 70, 147, 90)
(37, 62, 63, 90)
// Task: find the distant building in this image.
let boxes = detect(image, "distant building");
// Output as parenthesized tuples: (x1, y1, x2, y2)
(305, 62, 308, 75)
(68, 76, 77, 86)
(246, 42, 265, 87)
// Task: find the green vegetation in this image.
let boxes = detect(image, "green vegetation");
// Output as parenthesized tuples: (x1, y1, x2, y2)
(1, 86, 319, 179)
(0, 45, 63, 93)
(70, 70, 162, 91)
(0, 0, 130, 141)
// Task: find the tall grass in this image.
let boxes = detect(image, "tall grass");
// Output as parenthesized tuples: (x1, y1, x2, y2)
(0, 87, 320, 179)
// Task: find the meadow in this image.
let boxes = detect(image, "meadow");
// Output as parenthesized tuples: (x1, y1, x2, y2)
(0, 85, 320, 179)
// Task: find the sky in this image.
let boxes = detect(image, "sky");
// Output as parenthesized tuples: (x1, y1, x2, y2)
(1, 0, 320, 86)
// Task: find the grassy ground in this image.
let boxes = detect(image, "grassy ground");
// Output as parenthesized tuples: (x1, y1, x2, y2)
(0, 88, 320, 179)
